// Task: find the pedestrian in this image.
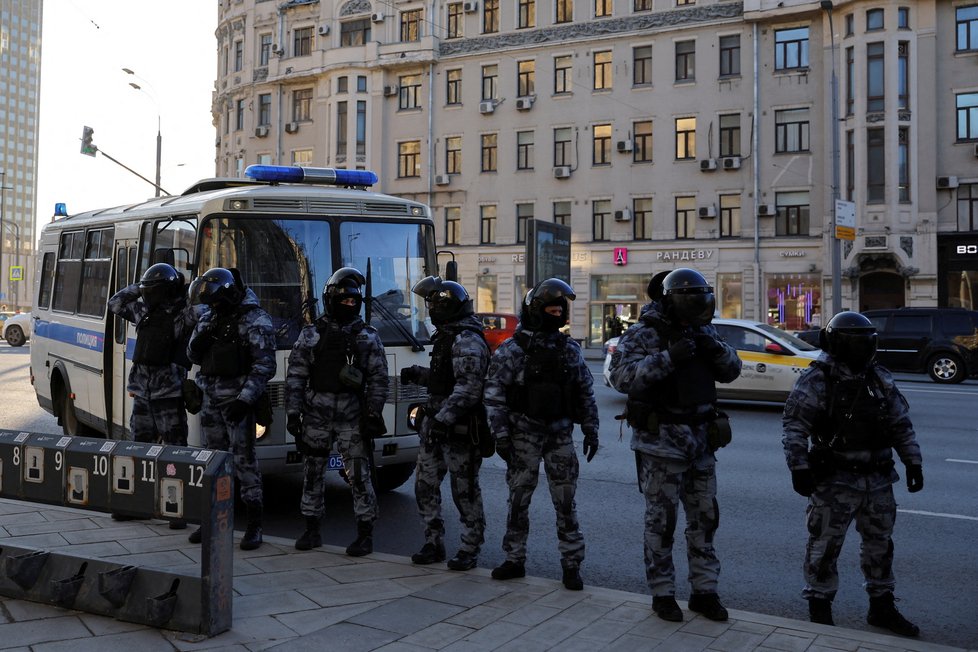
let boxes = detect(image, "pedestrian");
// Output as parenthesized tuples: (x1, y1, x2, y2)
(186, 268, 276, 550)
(608, 267, 741, 623)
(285, 267, 389, 557)
(782, 310, 923, 636)
(484, 278, 599, 591)
(107, 262, 197, 528)
(401, 276, 490, 571)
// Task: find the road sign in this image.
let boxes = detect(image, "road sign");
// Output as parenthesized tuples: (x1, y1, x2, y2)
(835, 199, 856, 241)
(9, 266, 23, 281)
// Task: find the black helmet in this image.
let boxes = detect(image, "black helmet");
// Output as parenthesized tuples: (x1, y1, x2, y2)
(412, 276, 472, 325)
(323, 267, 365, 322)
(188, 267, 244, 310)
(522, 278, 575, 332)
(820, 311, 877, 370)
(662, 268, 715, 326)
(139, 263, 185, 308)
(646, 270, 671, 303)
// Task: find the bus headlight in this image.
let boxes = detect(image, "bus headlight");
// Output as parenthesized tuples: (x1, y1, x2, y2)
(407, 403, 424, 431)
(255, 424, 268, 440)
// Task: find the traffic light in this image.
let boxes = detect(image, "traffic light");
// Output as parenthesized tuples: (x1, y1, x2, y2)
(80, 126, 97, 157)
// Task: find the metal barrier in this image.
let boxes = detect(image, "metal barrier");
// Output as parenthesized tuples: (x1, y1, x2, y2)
(0, 431, 233, 636)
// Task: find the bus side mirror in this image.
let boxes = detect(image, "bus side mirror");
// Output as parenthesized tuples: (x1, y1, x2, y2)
(445, 260, 458, 282)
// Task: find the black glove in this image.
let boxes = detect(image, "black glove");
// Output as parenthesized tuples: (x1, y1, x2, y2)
(693, 333, 724, 358)
(582, 429, 599, 463)
(495, 436, 514, 464)
(667, 338, 696, 364)
(225, 399, 251, 423)
(905, 464, 924, 493)
(428, 417, 451, 441)
(400, 365, 426, 385)
(286, 414, 303, 438)
(791, 469, 815, 497)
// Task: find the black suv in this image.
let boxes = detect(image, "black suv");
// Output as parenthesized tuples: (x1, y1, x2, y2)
(863, 308, 978, 383)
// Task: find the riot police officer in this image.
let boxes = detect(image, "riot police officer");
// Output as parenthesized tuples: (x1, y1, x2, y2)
(285, 267, 389, 557)
(186, 268, 276, 550)
(608, 267, 741, 622)
(484, 278, 599, 591)
(782, 311, 923, 636)
(401, 277, 490, 571)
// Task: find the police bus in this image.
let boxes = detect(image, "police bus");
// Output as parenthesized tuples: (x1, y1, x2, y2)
(30, 165, 436, 491)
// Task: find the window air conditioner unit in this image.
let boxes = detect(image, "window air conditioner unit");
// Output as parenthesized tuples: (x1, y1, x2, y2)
(284, 122, 299, 133)
(479, 100, 496, 114)
(371, 12, 385, 22)
(616, 140, 633, 153)
(317, 25, 330, 36)
(937, 175, 959, 190)
(553, 166, 572, 179)
(614, 208, 632, 222)
(757, 203, 776, 217)
(273, 44, 284, 55)
(722, 156, 741, 170)
(383, 85, 399, 97)
(434, 174, 450, 186)
(699, 158, 717, 171)
(254, 125, 269, 138)
(463, 1, 478, 12)
(515, 97, 534, 110)
(699, 205, 717, 219)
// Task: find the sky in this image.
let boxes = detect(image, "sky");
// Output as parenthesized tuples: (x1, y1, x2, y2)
(37, 0, 218, 227)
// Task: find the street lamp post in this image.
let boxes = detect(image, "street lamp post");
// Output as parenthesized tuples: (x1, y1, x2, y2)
(821, 1, 843, 316)
(0, 168, 14, 309)
(122, 68, 163, 198)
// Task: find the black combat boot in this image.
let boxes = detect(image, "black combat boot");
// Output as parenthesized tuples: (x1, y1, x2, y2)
(808, 597, 834, 625)
(688, 593, 728, 622)
(867, 593, 919, 637)
(188, 527, 202, 544)
(294, 516, 322, 551)
(346, 520, 373, 557)
(651, 596, 683, 622)
(411, 541, 446, 565)
(447, 550, 478, 571)
(240, 501, 263, 551)
(490, 560, 525, 580)
(561, 566, 584, 591)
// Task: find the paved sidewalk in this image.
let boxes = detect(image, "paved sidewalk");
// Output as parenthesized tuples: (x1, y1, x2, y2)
(0, 501, 969, 652)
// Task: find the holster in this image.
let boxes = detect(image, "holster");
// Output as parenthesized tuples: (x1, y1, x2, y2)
(625, 399, 659, 433)
(706, 411, 732, 451)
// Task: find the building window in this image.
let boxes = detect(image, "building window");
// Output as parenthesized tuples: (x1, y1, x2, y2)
(258, 93, 271, 126)
(595, 0, 611, 18)
(898, 7, 909, 29)
(719, 113, 740, 157)
(447, 3, 463, 38)
(719, 194, 741, 238)
(336, 101, 348, 156)
(845, 13, 854, 37)
(293, 88, 313, 122)
(675, 196, 696, 239)
(446, 136, 462, 174)
(633, 46, 652, 86)
(898, 41, 909, 110)
(481, 133, 498, 172)
(957, 184, 978, 231)
(481, 205, 497, 244)
(400, 9, 423, 41)
(554, 127, 572, 166)
(517, 130, 534, 170)
(846, 129, 854, 201)
(775, 108, 810, 153)
(634, 0, 652, 11)
(957, 92, 978, 141)
(845, 46, 854, 115)
(482, 64, 498, 100)
(898, 127, 910, 203)
(399, 74, 422, 110)
(292, 149, 314, 167)
(592, 124, 612, 165)
(483, 0, 499, 33)
(445, 207, 461, 245)
(867, 42, 885, 112)
(235, 99, 244, 131)
(222, 45, 228, 77)
(866, 8, 884, 31)
(554, 55, 572, 94)
(957, 5, 978, 51)
(554, 200, 571, 226)
(675, 40, 695, 81)
(775, 191, 810, 236)
(593, 50, 612, 90)
(356, 100, 366, 155)
(675, 117, 696, 160)
(556, 0, 573, 23)
(593, 199, 612, 241)
(677, 0, 694, 4)
(398, 141, 421, 177)
(446, 69, 462, 105)
(719, 34, 740, 77)
(233, 40, 243, 72)
(259, 33, 272, 66)
(775, 27, 809, 70)
(518, 60, 535, 96)
(518, 0, 536, 28)
(257, 153, 273, 166)
(341, 19, 371, 46)
(294, 26, 313, 56)
(358, 75, 367, 92)
(634, 120, 652, 163)
(516, 203, 534, 243)
(633, 197, 653, 240)
(866, 127, 885, 202)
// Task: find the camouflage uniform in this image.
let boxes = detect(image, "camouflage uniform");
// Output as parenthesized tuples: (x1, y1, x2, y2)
(186, 288, 276, 504)
(484, 328, 598, 571)
(285, 316, 388, 522)
(782, 352, 922, 601)
(413, 315, 490, 556)
(608, 302, 741, 599)
(108, 283, 197, 445)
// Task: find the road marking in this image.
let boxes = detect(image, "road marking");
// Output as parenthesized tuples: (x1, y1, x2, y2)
(947, 459, 978, 465)
(899, 386, 975, 395)
(898, 509, 978, 522)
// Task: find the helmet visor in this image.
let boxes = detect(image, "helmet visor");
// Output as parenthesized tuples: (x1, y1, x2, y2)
(833, 331, 877, 370)
(670, 291, 716, 326)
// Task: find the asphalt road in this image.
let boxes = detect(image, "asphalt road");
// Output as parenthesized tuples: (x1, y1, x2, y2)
(3, 342, 976, 648)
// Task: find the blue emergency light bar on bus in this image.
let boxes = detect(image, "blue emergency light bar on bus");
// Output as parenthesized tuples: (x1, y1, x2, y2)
(245, 165, 378, 187)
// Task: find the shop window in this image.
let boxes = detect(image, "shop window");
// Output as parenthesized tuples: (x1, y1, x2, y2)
(767, 273, 821, 331)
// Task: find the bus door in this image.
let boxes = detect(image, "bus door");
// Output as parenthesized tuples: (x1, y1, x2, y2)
(109, 241, 139, 439)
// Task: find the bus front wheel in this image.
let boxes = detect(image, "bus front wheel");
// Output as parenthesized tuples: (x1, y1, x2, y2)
(56, 385, 98, 437)
(373, 462, 415, 493)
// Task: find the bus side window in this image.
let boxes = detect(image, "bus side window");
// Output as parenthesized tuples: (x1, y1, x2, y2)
(115, 247, 128, 344)
(36, 252, 56, 310)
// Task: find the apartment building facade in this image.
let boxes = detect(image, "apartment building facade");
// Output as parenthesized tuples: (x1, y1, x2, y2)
(214, 0, 978, 347)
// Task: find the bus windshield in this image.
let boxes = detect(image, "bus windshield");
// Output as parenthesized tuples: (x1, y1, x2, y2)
(198, 215, 433, 349)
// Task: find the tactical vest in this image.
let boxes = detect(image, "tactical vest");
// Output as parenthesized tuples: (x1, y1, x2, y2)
(646, 317, 717, 408)
(133, 308, 175, 366)
(427, 324, 487, 398)
(311, 320, 364, 394)
(199, 308, 254, 377)
(507, 332, 572, 421)
(815, 363, 890, 451)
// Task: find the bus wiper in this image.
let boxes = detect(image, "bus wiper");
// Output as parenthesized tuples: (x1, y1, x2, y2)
(367, 289, 425, 352)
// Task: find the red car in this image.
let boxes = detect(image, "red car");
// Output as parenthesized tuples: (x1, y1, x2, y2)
(477, 312, 518, 352)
